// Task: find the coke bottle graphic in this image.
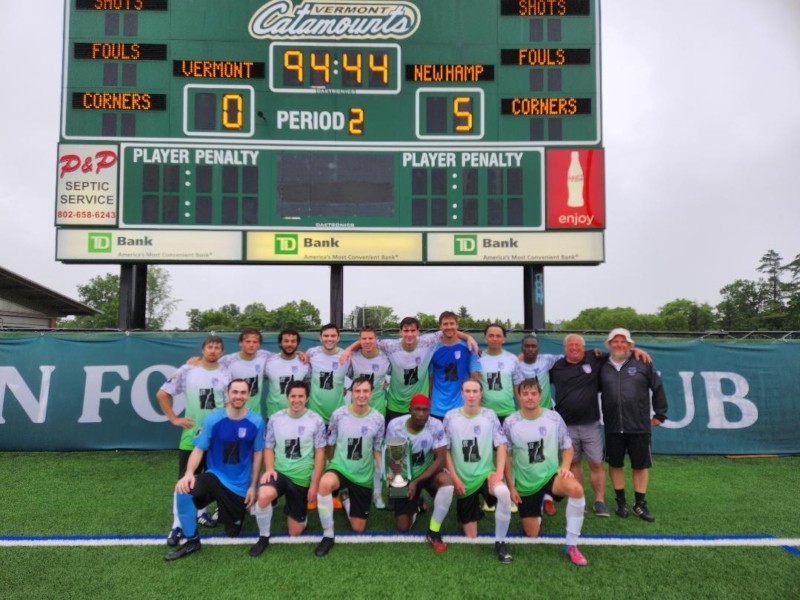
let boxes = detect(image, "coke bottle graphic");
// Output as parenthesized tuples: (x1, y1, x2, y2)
(566, 151, 585, 208)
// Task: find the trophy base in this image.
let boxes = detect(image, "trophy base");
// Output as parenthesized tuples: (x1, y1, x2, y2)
(388, 485, 409, 500)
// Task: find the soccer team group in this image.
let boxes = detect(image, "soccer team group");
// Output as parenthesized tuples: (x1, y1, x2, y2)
(156, 312, 668, 566)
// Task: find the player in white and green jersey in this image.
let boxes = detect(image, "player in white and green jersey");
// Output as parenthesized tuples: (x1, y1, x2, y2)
(384, 394, 453, 553)
(306, 323, 349, 424)
(443, 379, 514, 564)
(514, 334, 562, 409)
(218, 329, 270, 419)
(347, 326, 392, 509)
(347, 326, 391, 414)
(264, 329, 310, 417)
(503, 377, 588, 567)
(157, 335, 231, 546)
(251, 380, 326, 557)
(313, 376, 385, 557)
(478, 324, 522, 421)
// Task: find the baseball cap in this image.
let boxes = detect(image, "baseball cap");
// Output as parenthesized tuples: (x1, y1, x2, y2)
(410, 394, 431, 408)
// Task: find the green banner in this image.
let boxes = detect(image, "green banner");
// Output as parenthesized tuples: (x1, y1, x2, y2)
(1, 333, 798, 454)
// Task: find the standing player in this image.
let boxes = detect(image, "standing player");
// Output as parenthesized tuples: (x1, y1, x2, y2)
(264, 328, 310, 418)
(444, 379, 514, 564)
(478, 324, 521, 423)
(306, 323, 349, 425)
(429, 311, 480, 420)
(384, 394, 454, 552)
(314, 376, 385, 557)
(347, 326, 392, 508)
(217, 328, 270, 420)
(504, 378, 589, 566)
(250, 381, 326, 557)
(600, 328, 667, 522)
(164, 379, 264, 560)
(157, 335, 231, 546)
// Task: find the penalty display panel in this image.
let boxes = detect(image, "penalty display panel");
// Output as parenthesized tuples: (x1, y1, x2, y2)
(56, 0, 605, 265)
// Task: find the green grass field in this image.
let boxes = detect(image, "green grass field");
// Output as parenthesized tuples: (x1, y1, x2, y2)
(2, 452, 798, 599)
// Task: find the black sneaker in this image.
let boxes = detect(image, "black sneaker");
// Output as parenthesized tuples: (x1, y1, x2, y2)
(495, 541, 513, 564)
(615, 500, 629, 518)
(315, 536, 335, 557)
(633, 502, 655, 522)
(249, 536, 270, 557)
(166, 526, 183, 547)
(164, 537, 201, 561)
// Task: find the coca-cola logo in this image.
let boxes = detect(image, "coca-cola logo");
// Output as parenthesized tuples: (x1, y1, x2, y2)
(249, 0, 421, 40)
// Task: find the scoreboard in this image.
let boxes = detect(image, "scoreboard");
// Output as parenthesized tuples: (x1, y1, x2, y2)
(56, 0, 605, 265)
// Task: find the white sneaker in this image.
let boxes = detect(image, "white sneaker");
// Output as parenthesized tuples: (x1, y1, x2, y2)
(373, 493, 386, 510)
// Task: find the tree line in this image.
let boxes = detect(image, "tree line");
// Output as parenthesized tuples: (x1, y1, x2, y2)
(58, 250, 800, 332)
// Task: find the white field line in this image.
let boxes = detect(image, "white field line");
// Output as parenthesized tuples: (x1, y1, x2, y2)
(1, 534, 799, 548)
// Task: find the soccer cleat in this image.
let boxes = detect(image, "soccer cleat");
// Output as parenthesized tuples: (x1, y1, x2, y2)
(249, 536, 270, 557)
(307, 500, 318, 510)
(495, 541, 513, 564)
(543, 498, 556, 516)
(164, 537, 201, 561)
(314, 536, 335, 557)
(593, 501, 610, 517)
(332, 496, 344, 510)
(633, 501, 655, 522)
(615, 500, 630, 518)
(166, 526, 183, 547)
(565, 545, 588, 566)
(373, 493, 386, 510)
(198, 509, 218, 528)
(426, 531, 447, 553)
(482, 500, 496, 513)
(510, 502, 518, 514)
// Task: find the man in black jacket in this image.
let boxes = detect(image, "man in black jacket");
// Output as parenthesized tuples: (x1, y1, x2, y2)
(599, 328, 667, 523)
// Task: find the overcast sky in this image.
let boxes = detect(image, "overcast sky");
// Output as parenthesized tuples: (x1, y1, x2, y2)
(1, 1, 798, 329)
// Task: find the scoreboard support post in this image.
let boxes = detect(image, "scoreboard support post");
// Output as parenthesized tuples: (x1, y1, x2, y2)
(523, 265, 546, 331)
(119, 263, 147, 330)
(331, 265, 344, 329)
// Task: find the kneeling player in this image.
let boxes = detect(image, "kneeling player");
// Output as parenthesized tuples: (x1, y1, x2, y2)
(503, 378, 589, 566)
(385, 394, 454, 552)
(314, 376, 385, 556)
(251, 381, 326, 557)
(164, 379, 264, 561)
(444, 380, 514, 564)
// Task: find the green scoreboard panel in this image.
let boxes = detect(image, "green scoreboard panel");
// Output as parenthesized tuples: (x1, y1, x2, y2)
(58, 0, 603, 264)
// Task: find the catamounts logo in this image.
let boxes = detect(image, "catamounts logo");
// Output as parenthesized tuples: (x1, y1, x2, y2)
(249, 0, 421, 40)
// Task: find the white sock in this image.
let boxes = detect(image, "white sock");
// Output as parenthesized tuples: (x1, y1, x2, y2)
(493, 484, 512, 542)
(317, 493, 335, 537)
(565, 497, 586, 546)
(171, 493, 180, 529)
(373, 464, 382, 496)
(254, 502, 273, 537)
(432, 485, 454, 526)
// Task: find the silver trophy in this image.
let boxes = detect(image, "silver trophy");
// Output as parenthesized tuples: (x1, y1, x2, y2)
(385, 436, 412, 499)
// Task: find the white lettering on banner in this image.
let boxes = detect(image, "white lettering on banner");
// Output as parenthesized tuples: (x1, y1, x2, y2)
(659, 372, 696, 429)
(660, 371, 758, 430)
(131, 365, 177, 422)
(701, 371, 758, 429)
(0, 366, 55, 424)
(79, 366, 128, 423)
